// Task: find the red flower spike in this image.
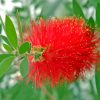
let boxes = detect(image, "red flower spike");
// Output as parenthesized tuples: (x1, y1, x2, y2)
(25, 17, 100, 87)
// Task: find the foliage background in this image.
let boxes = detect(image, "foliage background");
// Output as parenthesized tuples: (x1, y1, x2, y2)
(0, 0, 100, 100)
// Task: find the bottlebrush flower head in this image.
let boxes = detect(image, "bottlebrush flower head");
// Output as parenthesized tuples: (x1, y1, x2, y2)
(25, 17, 100, 87)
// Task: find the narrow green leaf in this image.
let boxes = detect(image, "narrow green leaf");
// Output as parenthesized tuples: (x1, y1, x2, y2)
(73, 0, 85, 19)
(0, 54, 13, 62)
(96, 3, 100, 27)
(53, 83, 73, 100)
(19, 42, 31, 54)
(20, 57, 28, 77)
(95, 63, 100, 98)
(0, 56, 14, 78)
(0, 35, 13, 50)
(88, 17, 95, 28)
(5, 82, 37, 100)
(0, 16, 6, 33)
(5, 16, 18, 49)
(16, 11, 23, 42)
(87, 17, 95, 32)
(3, 43, 13, 53)
(0, 35, 10, 45)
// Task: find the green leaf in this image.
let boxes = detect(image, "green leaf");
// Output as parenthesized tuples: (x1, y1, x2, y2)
(16, 11, 23, 42)
(87, 17, 95, 32)
(0, 35, 11, 46)
(0, 16, 6, 33)
(96, 3, 100, 27)
(19, 42, 31, 54)
(88, 17, 95, 28)
(20, 57, 28, 77)
(53, 83, 73, 100)
(5, 15, 18, 49)
(3, 43, 13, 53)
(95, 63, 100, 98)
(0, 54, 14, 62)
(0, 56, 14, 78)
(5, 81, 40, 100)
(73, 0, 85, 19)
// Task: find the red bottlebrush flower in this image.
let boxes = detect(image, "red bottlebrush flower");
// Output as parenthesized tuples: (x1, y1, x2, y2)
(25, 17, 99, 87)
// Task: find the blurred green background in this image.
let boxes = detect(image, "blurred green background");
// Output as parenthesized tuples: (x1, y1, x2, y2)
(0, 0, 100, 100)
